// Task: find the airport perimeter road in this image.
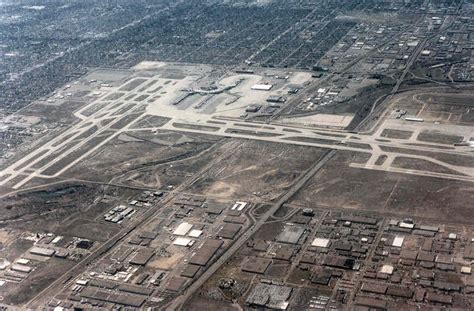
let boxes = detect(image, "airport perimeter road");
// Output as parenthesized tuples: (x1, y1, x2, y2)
(166, 149, 337, 311)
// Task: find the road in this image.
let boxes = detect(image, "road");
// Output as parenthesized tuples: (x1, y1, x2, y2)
(165, 149, 337, 310)
(1, 4, 471, 310)
(148, 118, 474, 182)
(346, 218, 388, 307)
(269, 20, 418, 122)
(356, 3, 464, 134)
(2, 30, 473, 191)
(23, 139, 241, 309)
(3, 101, 474, 195)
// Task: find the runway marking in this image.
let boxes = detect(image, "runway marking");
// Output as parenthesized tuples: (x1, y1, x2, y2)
(3, 66, 474, 190)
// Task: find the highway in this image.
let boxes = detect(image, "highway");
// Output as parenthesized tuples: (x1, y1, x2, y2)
(356, 2, 464, 134)
(1, 2, 471, 310)
(165, 149, 337, 310)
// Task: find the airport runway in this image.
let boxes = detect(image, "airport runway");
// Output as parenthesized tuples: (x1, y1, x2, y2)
(2, 64, 474, 192)
(2, 106, 474, 191)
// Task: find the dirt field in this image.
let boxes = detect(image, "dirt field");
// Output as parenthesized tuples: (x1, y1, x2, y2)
(61, 130, 223, 189)
(414, 93, 474, 125)
(1, 258, 76, 305)
(379, 146, 474, 167)
(291, 150, 474, 224)
(391, 156, 465, 175)
(189, 140, 328, 202)
(417, 130, 463, 144)
(380, 129, 413, 139)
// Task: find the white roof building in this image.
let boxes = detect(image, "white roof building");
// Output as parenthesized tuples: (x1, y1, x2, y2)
(76, 279, 89, 286)
(30, 246, 55, 257)
(231, 201, 248, 211)
(251, 84, 273, 91)
(311, 237, 330, 248)
(188, 229, 203, 238)
(380, 264, 394, 275)
(11, 264, 32, 273)
(399, 222, 414, 229)
(15, 258, 29, 265)
(173, 222, 193, 236)
(392, 236, 404, 248)
(173, 237, 194, 247)
(461, 266, 472, 274)
(52, 236, 62, 244)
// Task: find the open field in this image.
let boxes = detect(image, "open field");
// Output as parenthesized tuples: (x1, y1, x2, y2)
(1, 1, 474, 309)
(291, 151, 474, 224)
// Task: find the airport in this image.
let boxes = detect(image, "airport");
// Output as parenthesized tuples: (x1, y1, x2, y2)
(1, 0, 474, 310)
